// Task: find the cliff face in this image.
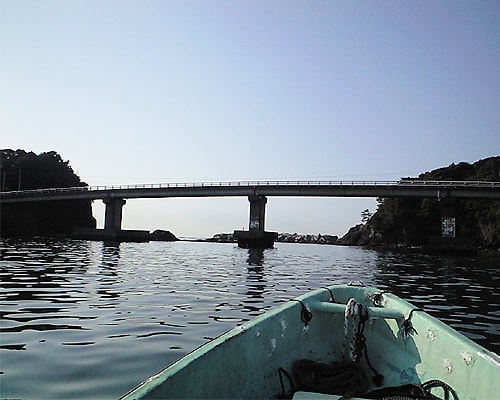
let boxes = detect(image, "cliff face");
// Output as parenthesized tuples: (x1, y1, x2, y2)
(341, 157, 500, 250)
(1, 149, 96, 237)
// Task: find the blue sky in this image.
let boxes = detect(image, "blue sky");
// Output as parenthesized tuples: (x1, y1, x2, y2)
(1, 0, 499, 237)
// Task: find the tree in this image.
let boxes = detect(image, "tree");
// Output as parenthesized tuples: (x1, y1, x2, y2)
(1, 149, 95, 236)
(361, 209, 372, 224)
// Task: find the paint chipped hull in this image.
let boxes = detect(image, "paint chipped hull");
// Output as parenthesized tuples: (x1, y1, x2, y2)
(121, 284, 499, 399)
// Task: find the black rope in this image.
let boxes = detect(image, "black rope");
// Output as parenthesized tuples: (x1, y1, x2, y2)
(362, 342, 384, 387)
(291, 300, 313, 326)
(324, 287, 336, 303)
(400, 308, 422, 341)
(354, 304, 384, 387)
(278, 367, 295, 399)
(372, 291, 390, 307)
(366, 379, 459, 400)
(423, 379, 459, 400)
(353, 304, 368, 362)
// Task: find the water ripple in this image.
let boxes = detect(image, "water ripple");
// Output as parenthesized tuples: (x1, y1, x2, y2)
(0, 239, 498, 400)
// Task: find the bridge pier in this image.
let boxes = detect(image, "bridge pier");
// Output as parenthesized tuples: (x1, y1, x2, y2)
(427, 197, 475, 253)
(234, 195, 278, 248)
(74, 197, 149, 241)
(440, 197, 456, 238)
(104, 197, 126, 232)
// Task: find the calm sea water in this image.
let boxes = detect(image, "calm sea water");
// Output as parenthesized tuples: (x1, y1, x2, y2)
(0, 238, 499, 399)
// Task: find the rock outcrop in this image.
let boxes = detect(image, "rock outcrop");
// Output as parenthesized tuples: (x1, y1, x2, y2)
(277, 233, 339, 244)
(206, 232, 339, 245)
(206, 233, 237, 243)
(150, 230, 179, 241)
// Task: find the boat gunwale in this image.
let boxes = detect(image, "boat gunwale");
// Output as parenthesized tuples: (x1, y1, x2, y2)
(121, 284, 500, 399)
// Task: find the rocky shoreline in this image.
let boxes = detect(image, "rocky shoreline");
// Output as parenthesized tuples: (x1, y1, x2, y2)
(206, 232, 341, 245)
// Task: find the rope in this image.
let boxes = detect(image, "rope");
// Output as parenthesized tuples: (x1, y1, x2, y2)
(365, 379, 460, 400)
(285, 296, 458, 400)
(372, 291, 390, 307)
(292, 300, 313, 326)
(422, 380, 459, 400)
(278, 367, 294, 399)
(324, 287, 336, 302)
(343, 297, 367, 362)
(399, 309, 421, 343)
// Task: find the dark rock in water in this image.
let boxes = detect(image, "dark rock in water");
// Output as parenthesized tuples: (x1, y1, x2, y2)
(276, 233, 339, 244)
(150, 230, 178, 241)
(207, 232, 339, 245)
(206, 233, 236, 243)
(317, 234, 339, 244)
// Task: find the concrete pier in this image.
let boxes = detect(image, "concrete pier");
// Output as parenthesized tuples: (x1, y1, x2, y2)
(440, 197, 456, 238)
(104, 198, 126, 232)
(73, 197, 149, 242)
(234, 195, 278, 248)
(426, 197, 475, 254)
(73, 227, 150, 242)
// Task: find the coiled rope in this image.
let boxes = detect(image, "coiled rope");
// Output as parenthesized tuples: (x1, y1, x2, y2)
(283, 295, 458, 400)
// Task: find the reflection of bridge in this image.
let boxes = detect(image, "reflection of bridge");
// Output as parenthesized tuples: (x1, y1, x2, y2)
(2, 180, 499, 247)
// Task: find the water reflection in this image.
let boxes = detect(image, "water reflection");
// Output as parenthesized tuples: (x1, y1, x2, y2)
(243, 248, 267, 314)
(247, 248, 265, 266)
(95, 243, 121, 302)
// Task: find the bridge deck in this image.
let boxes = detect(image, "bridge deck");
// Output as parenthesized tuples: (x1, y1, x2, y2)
(1, 180, 499, 203)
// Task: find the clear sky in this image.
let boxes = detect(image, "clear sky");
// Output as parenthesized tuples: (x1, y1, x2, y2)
(1, 0, 499, 238)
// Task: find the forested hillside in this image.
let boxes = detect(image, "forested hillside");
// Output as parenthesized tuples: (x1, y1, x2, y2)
(1, 149, 95, 236)
(342, 157, 499, 250)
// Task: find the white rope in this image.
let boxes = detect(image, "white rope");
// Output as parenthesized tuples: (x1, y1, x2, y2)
(343, 298, 359, 362)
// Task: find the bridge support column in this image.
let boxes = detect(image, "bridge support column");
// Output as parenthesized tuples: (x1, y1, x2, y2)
(74, 197, 149, 242)
(427, 197, 474, 253)
(248, 195, 267, 232)
(234, 195, 278, 249)
(104, 198, 126, 232)
(440, 197, 456, 238)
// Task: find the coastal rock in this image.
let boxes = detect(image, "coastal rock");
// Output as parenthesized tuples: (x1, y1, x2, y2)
(206, 233, 236, 243)
(150, 230, 179, 241)
(207, 232, 339, 245)
(338, 224, 367, 246)
(277, 233, 339, 244)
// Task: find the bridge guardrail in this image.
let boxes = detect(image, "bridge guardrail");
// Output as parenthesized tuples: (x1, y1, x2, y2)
(1, 180, 499, 198)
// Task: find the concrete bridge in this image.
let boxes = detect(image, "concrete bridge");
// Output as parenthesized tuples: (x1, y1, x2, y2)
(2, 180, 499, 247)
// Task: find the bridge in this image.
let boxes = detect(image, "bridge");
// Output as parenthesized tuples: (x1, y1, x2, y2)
(2, 180, 499, 247)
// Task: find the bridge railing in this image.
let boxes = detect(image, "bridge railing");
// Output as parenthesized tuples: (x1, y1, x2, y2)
(84, 180, 401, 191)
(1, 180, 499, 198)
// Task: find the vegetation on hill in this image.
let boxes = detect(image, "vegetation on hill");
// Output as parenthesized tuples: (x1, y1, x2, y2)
(1, 149, 96, 237)
(341, 157, 500, 250)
